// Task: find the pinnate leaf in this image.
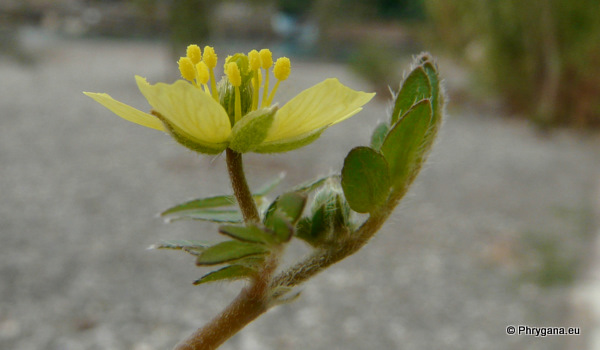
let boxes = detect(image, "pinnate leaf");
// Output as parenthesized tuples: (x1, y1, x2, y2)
(196, 241, 269, 266)
(219, 224, 276, 244)
(193, 265, 255, 285)
(161, 195, 235, 216)
(167, 209, 242, 223)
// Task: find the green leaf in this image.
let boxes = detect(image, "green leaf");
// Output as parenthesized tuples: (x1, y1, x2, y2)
(391, 67, 431, 125)
(196, 241, 269, 266)
(219, 224, 276, 244)
(381, 99, 432, 191)
(149, 239, 211, 256)
(370, 122, 389, 151)
(167, 209, 243, 223)
(193, 265, 255, 285)
(229, 106, 277, 153)
(149, 239, 211, 250)
(341, 147, 391, 213)
(161, 195, 235, 217)
(292, 175, 340, 193)
(161, 174, 283, 218)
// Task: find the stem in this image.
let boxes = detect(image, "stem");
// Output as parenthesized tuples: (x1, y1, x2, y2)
(173, 153, 276, 350)
(270, 191, 403, 289)
(174, 256, 278, 350)
(173, 161, 409, 349)
(225, 148, 260, 223)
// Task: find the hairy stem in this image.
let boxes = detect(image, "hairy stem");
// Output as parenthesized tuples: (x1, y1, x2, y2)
(173, 256, 278, 350)
(271, 191, 403, 289)
(173, 151, 275, 350)
(174, 161, 408, 349)
(225, 148, 260, 223)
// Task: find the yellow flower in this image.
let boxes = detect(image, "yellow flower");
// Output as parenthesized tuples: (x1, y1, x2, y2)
(84, 46, 375, 154)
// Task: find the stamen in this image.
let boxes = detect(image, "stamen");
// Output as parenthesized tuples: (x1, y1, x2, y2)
(259, 49, 273, 107)
(259, 49, 273, 69)
(225, 63, 242, 123)
(267, 57, 291, 105)
(225, 63, 241, 87)
(248, 50, 261, 111)
(248, 50, 261, 71)
(196, 61, 209, 85)
(203, 46, 219, 101)
(186, 45, 202, 64)
(273, 57, 291, 81)
(178, 57, 196, 83)
(203, 46, 218, 69)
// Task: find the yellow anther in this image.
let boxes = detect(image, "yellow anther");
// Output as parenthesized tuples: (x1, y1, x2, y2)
(196, 61, 209, 85)
(273, 57, 291, 81)
(186, 44, 202, 64)
(223, 55, 233, 71)
(259, 49, 273, 69)
(225, 62, 241, 87)
(248, 50, 260, 71)
(178, 57, 196, 82)
(203, 46, 218, 69)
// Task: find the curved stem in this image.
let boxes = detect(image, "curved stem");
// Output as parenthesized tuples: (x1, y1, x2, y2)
(270, 190, 404, 289)
(173, 255, 278, 350)
(225, 148, 260, 223)
(173, 152, 273, 350)
(173, 156, 408, 349)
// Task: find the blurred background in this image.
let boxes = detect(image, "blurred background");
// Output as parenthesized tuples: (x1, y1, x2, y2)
(1, 0, 599, 349)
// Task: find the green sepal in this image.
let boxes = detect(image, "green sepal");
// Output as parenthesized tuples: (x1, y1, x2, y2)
(391, 66, 432, 125)
(300, 183, 352, 246)
(219, 224, 277, 244)
(152, 110, 228, 155)
(264, 192, 307, 227)
(268, 211, 295, 243)
(229, 106, 277, 153)
(196, 241, 269, 266)
(341, 146, 391, 213)
(166, 209, 242, 223)
(370, 122, 389, 151)
(294, 217, 316, 246)
(193, 265, 256, 285)
(381, 99, 432, 191)
(253, 126, 327, 153)
(263, 192, 307, 243)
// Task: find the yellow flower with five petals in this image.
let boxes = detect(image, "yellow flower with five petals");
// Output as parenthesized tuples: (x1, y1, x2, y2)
(84, 46, 375, 154)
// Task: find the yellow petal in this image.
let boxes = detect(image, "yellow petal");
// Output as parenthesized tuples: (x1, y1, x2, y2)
(83, 92, 165, 131)
(135, 76, 231, 144)
(263, 78, 375, 142)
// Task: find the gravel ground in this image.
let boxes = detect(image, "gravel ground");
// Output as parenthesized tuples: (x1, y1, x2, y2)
(1, 34, 600, 350)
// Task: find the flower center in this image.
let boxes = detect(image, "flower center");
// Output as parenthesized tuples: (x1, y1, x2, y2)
(178, 45, 291, 126)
